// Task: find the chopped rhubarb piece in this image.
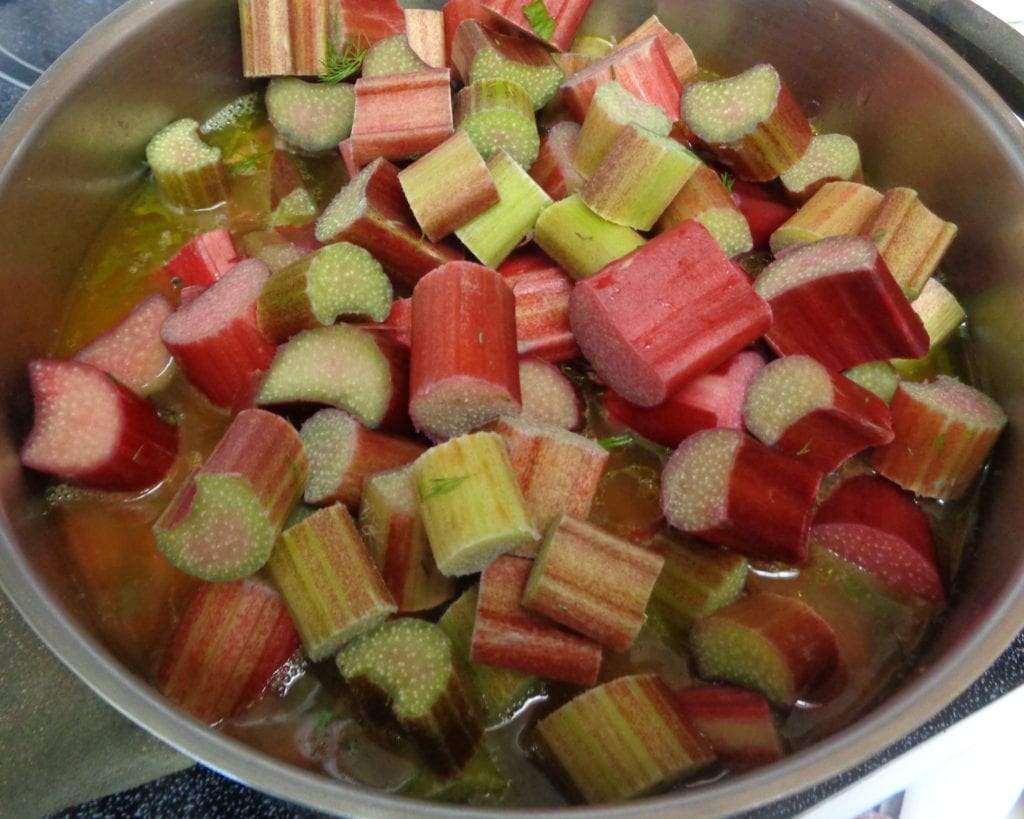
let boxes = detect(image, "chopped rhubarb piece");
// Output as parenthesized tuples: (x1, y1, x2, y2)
(300, 407, 425, 507)
(153, 409, 308, 580)
(256, 324, 403, 429)
(646, 535, 749, 647)
(529, 120, 586, 200)
(523, 513, 664, 651)
(779, 133, 863, 202)
(573, 81, 672, 178)
(536, 673, 714, 803)
(455, 149, 553, 268)
(770, 180, 883, 256)
(560, 36, 682, 122)
(256, 242, 393, 343)
(730, 178, 796, 249)
(157, 578, 300, 723)
(409, 262, 520, 440)
(533, 193, 645, 281)
(267, 503, 397, 659)
(74, 294, 175, 395)
(349, 68, 454, 167)
(330, 0, 406, 50)
(336, 618, 483, 778)
(145, 118, 229, 209)
(674, 685, 785, 769)
(753, 235, 930, 370)
(338, 136, 360, 177)
(265, 77, 355, 153)
(570, 33, 614, 56)
(518, 358, 582, 429)
(439, 586, 540, 724)
(471, 555, 602, 685)
(581, 124, 701, 231)
(682, 64, 813, 182)
(238, 0, 296, 77)
(656, 163, 753, 258)
(20, 360, 178, 492)
(570, 221, 772, 407)
(613, 15, 698, 86)
(164, 228, 240, 288)
(358, 295, 413, 347)
(812, 474, 944, 602)
(454, 78, 541, 169)
(743, 354, 894, 473)
(498, 251, 579, 362)
(406, 743, 510, 803)
(398, 130, 499, 242)
(860, 187, 958, 298)
(661, 428, 823, 563)
(411, 431, 539, 575)
(844, 360, 901, 403)
(362, 34, 430, 77)
(443, 0, 492, 81)
(493, 415, 608, 547)
(893, 278, 967, 375)
(316, 158, 463, 289)
(160, 258, 277, 412)
(404, 8, 447, 69)
(690, 592, 839, 707)
(551, 50, 603, 77)
(481, 0, 593, 52)
(870, 376, 1007, 500)
(603, 349, 766, 449)
(359, 465, 456, 613)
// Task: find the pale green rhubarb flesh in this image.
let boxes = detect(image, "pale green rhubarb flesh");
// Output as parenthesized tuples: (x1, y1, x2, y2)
(779, 132, 863, 202)
(656, 162, 753, 257)
(892, 278, 967, 376)
(536, 674, 714, 804)
(153, 409, 309, 581)
(267, 503, 396, 660)
(516, 358, 582, 429)
(454, 79, 541, 170)
(362, 34, 429, 77)
(145, 118, 229, 209)
(265, 78, 355, 153)
(843, 361, 901, 403)
(336, 617, 484, 779)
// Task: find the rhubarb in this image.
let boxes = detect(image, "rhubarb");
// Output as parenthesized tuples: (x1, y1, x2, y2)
(844, 360, 901, 403)
(569, 221, 771, 406)
(529, 121, 586, 200)
(153, 408, 308, 580)
(779, 133, 863, 202)
(730, 178, 796, 249)
(743, 354, 894, 472)
(454, 78, 541, 169)
(536, 674, 714, 803)
(145, 118, 229, 209)
(753, 235, 930, 370)
(404, 8, 447, 69)
(157, 578, 300, 723)
(661, 428, 823, 563)
(769, 181, 883, 256)
(613, 15, 698, 86)
(674, 685, 785, 769)
(517, 358, 582, 430)
(443, 0, 493, 81)
(470, 555, 602, 685)
(238, 0, 297, 77)
(239, 228, 313, 274)
(362, 34, 430, 77)
(656, 163, 754, 258)
(481, 0, 593, 52)
(411, 431, 538, 575)
(498, 250, 579, 362)
(870, 376, 1007, 499)
(409, 262, 521, 440)
(892, 278, 967, 375)
(690, 592, 839, 707)
(21, 360, 178, 492)
(267, 503, 397, 659)
(164, 228, 240, 287)
(265, 77, 356, 153)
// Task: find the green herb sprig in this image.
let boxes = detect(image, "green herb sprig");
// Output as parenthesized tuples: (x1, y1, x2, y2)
(523, 0, 556, 41)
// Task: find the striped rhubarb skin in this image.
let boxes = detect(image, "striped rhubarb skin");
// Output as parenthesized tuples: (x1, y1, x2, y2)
(471, 555, 602, 686)
(523, 514, 665, 651)
(674, 685, 785, 769)
(481, 0, 593, 51)
(157, 578, 300, 723)
(769, 180, 883, 256)
(405, 8, 446, 68)
(164, 228, 239, 287)
(529, 121, 586, 201)
(613, 15, 698, 86)
(498, 250, 579, 362)
(536, 674, 714, 804)
(870, 376, 1007, 500)
(267, 503, 397, 660)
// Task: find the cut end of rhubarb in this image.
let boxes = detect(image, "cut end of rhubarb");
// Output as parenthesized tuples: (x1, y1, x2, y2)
(743, 355, 834, 445)
(660, 429, 740, 533)
(266, 78, 356, 153)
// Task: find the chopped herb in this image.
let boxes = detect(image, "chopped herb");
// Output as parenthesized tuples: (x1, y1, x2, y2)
(226, 150, 272, 175)
(599, 432, 635, 450)
(573, 231, 593, 241)
(522, 0, 556, 41)
(720, 171, 735, 193)
(311, 708, 335, 745)
(320, 26, 368, 84)
(932, 433, 946, 453)
(872, 228, 888, 243)
(418, 475, 470, 501)
(796, 441, 812, 456)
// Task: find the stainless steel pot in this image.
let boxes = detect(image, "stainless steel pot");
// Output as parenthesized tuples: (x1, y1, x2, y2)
(1, 0, 1022, 815)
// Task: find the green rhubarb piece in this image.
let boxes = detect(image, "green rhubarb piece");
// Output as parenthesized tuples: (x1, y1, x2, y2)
(145, 118, 229, 209)
(582, 125, 702, 231)
(265, 77, 356, 153)
(533, 194, 645, 281)
(574, 81, 672, 178)
(257, 242, 393, 342)
(892, 278, 967, 375)
(455, 150, 553, 268)
(454, 79, 541, 170)
(779, 133, 863, 200)
(270, 186, 318, 228)
(361, 34, 429, 77)
(256, 324, 394, 427)
(405, 742, 510, 805)
(411, 431, 539, 577)
(337, 617, 483, 778)
(468, 39, 561, 111)
(843, 361, 901, 403)
(770, 181, 884, 256)
(438, 586, 541, 725)
(267, 504, 397, 660)
(536, 674, 714, 804)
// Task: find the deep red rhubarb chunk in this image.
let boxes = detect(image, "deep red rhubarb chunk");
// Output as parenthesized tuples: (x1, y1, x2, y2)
(160, 258, 278, 412)
(471, 555, 603, 686)
(753, 235, 930, 371)
(164, 228, 240, 287)
(157, 578, 300, 723)
(674, 685, 785, 769)
(569, 220, 771, 407)
(661, 428, 823, 563)
(604, 349, 766, 449)
(731, 179, 796, 249)
(20, 360, 178, 492)
(812, 474, 944, 602)
(498, 250, 579, 363)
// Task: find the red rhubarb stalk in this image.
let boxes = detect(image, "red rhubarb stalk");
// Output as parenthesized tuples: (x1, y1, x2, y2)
(164, 228, 240, 288)
(481, 0, 593, 52)
(613, 15, 698, 86)
(731, 178, 796, 249)
(674, 685, 785, 769)
(498, 250, 579, 362)
(528, 121, 586, 200)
